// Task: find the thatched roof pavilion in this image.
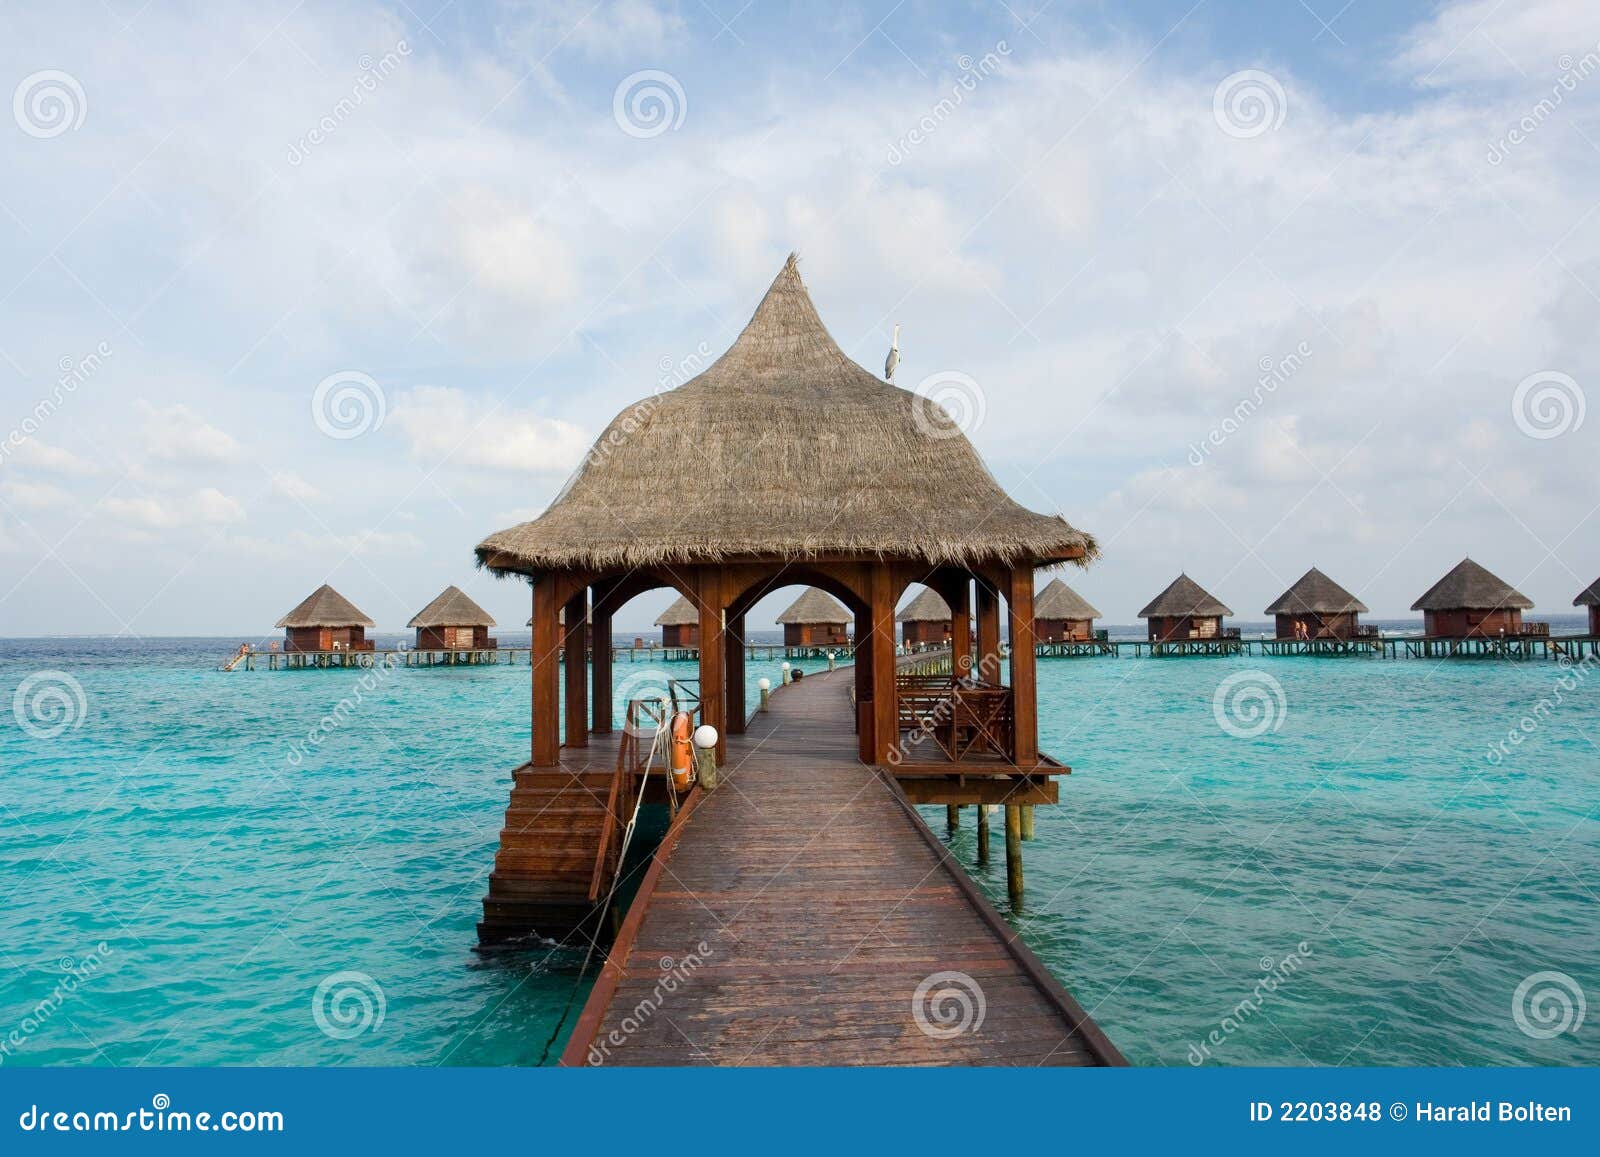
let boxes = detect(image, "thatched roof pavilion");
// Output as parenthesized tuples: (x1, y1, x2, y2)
(275, 583, 375, 653)
(1264, 567, 1369, 640)
(475, 251, 1092, 766)
(1575, 577, 1600, 636)
(1138, 574, 1232, 642)
(409, 585, 496, 650)
(776, 588, 850, 648)
(1033, 578, 1101, 642)
(897, 587, 954, 647)
(655, 594, 700, 647)
(1412, 558, 1533, 638)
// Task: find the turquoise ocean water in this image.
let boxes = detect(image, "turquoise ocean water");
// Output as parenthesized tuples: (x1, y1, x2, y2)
(1, 635, 1596, 1067)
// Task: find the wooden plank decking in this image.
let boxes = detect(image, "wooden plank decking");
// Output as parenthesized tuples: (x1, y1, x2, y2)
(561, 667, 1124, 1067)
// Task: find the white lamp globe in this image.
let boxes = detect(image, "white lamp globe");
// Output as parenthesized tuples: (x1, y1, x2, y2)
(692, 724, 719, 749)
(757, 678, 771, 690)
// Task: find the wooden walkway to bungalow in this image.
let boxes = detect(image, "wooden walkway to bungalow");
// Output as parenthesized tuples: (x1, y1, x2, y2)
(561, 666, 1124, 1067)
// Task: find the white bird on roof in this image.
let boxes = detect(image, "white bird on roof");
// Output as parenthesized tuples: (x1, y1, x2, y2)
(884, 323, 900, 381)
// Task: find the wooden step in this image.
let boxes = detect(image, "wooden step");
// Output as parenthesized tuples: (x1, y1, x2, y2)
(493, 848, 597, 874)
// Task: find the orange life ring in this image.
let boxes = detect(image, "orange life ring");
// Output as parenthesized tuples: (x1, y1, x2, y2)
(669, 712, 694, 791)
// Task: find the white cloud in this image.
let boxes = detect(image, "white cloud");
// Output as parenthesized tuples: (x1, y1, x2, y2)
(270, 471, 321, 501)
(101, 487, 245, 529)
(392, 385, 589, 473)
(0, 479, 73, 510)
(224, 528, 424, 559)
(137, 403, 243, 465)
(7, 440, 98, 476)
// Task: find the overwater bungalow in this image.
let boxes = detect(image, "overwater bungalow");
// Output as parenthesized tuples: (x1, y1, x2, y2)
(274, 583, 376, 653)
(1411, 558, 1535, 638)
(897, 586, 953, 647)
(1033, 577, 1101, 642)
(1264, 567, 1370, 640)
(656, 594, 700, 647)
(1576, 578, 1600, 637)
(1138, 574, 1233, 642)
(409, 585, 496, 650)
(775, 587, 851, 648)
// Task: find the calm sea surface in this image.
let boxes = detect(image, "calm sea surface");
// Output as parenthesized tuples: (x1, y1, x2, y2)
(1, 633, 1596, 1066)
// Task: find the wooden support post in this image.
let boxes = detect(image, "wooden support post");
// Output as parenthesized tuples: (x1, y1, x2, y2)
(946, 804, 959, 831)
(976, 804, 990, 864)
(563, 592, 588, 748)
(1005, 803, 1024, 903)
(1007, 566, 1038, 767)
(531, 579, 561, 766)
(946, 575, 972, 680)
(696, 571, 726, 764)
(725, 611, 746, 734)
(591, 607, 613, 734)
(975, 579, 1001, 683)
(854, 607, 873, 756)
(1020, 804, 1035, 840)
(868, 564, 898, 765)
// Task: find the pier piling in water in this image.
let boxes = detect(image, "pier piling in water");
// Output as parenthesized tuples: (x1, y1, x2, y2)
(1005, 804, 1024, 903)
(976, 804, 990, 864)
(1020, 804, 1034, 840)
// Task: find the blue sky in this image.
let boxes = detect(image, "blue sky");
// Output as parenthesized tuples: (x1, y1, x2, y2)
(1, 0, 1598, 634)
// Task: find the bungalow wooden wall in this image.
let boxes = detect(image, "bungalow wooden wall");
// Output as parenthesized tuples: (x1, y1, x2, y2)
(1423, 608, 1524, 638)
(1035, 617, 1093, 642)
(662, 623, 699, 647)
(285, 626, 371, 652)
(416, 625, 493, 650)
(1273, 611, 1359, 639)
(1147, 614, 1222, 641)
(784, 623, 849, 646)
(901, 620, 950, 646)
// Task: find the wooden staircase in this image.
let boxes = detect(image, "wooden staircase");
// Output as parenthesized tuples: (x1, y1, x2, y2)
(476, 766, 617, 947)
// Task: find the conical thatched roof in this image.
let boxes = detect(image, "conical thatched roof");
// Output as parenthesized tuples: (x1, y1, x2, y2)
(476, 255, 1095, 575)
(1411, 558, 1532, 611)
(1264, 567, 1369, 616)
(897, 587, 953, 623)
(275, 583, 374, 629)
(1137, 574, 1232, 619)
(775, 587, 850, 625)
(1034, 577, 1101, 620)
(655, 594, 699, 626)
(1574, 578, 1600, 607)
(408, 585, 495, 628)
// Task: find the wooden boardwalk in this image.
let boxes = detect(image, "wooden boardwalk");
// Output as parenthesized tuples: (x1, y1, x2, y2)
(561, 667, 1124, 1067)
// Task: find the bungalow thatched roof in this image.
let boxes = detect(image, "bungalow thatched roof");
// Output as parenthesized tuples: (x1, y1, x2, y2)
(775, 587, 850, 625)
(1574, 578, 1600, 607)
(408, 585, 495, 629)
(476, 255, 1095, 575)
(897, 587, 952, 623)
(655, 595, 699, 627)
(275, 583, 374, 629)
(1034, 577, 1101, 621)
(1264, 567, 1369, 616)
(1138, 574, 1232, 619)
(1412, 558, 1532, 612)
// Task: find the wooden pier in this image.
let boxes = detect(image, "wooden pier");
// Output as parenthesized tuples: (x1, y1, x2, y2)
(221, 642, 814, 671)
(559, 667, 1124, 1067)
(1029, 634, 1599, 661)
